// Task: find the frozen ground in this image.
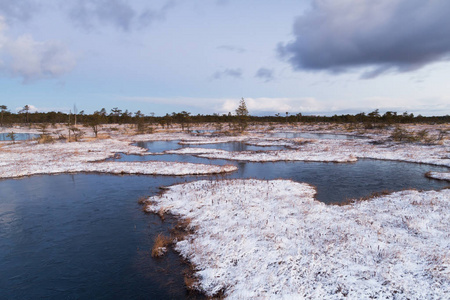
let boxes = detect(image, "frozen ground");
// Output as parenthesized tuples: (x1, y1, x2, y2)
(146, 179, 450, 299)
(1, 122, 448, 183)
(426, 171, 450, 182)
(166, 147, 358, 163)
(1, 122, 448, 185)
(0, 138, 236, 179)
(166, 138, 449, 169)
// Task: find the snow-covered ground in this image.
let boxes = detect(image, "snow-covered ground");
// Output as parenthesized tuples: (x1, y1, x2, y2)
(165, 138, 450, 167)
(146, 179, 450, 299)
(166, 147, 358, 163)
(0, 138, 236, 179)
(426, 171, 450, 182)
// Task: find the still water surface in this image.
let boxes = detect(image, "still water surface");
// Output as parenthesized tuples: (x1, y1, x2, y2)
(0, 133, 39, 141)
(268, 132, 366, 139)
(1, 139, 448, 299)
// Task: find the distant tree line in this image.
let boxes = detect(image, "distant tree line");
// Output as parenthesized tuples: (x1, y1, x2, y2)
(0, 104, 448, 130)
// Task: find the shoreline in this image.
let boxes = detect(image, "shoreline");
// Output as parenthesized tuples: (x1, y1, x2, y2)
(146, 179, 450, 298)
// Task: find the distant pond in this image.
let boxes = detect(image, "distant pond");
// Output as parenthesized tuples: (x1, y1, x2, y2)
(0, 133, 39, 141)
(268, 132, 366, 139)
(1, 139, 448, 299)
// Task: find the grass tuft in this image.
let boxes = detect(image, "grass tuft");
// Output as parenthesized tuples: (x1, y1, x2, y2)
(151, 233, 172, 258)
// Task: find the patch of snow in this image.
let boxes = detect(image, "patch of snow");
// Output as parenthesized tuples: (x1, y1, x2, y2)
(167, 147, 358, 163)
(426, 171, 450, 181)
(146, 179, 450, 299)
(166, 137, 450, 167)
(0, 139, 236, 179)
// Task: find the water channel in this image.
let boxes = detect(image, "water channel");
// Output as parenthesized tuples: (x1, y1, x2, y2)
(1, 139, 448, 299)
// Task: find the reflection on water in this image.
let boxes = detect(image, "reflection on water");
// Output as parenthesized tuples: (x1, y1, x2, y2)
(1, 138, 448, 299)
(135, 140, 285, 153)
(0, 133, 39, 141)
(0, 174, 206, 299)
(108, 153, 449, 204)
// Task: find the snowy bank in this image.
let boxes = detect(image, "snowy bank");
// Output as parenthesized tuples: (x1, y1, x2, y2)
(146, 179, 450, 299)
(425, 171, 450, 182)
(165, 148, 358, 163)
(0, 139, 236, 179)
(166, 137, 449, 168)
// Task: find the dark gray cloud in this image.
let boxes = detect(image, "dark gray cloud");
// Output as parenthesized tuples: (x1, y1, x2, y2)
(69, 0, 135, 31)
(278, 0, 450, 78)
(255, 68, 274, 82)
(212, 68, 242, 79)
(0, 0, 40, 22)
(68, 0, 177, 31)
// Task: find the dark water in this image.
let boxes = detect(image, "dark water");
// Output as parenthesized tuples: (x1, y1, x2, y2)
(0, 133, 39, 141)
(109, 153, 449, 204)
(115, 141, 449, 204)
(1, 140, 449, 299)
(269, 132, 365, 139)
(0, 174, 207, 299)
(135, 140, 285, 153)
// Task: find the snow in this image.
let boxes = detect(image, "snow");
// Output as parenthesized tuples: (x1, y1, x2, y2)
(164, 137, 449, 175)
(0, 139, 237, 179)
(146, 179, 450, 299)
(166, 147, 358, 163)
(426, 172, 450, 181)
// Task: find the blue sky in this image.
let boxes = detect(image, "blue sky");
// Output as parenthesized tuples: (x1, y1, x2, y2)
(1, 0, 449, 116)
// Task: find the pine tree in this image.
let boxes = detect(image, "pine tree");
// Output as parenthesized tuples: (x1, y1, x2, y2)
(235, 98, 249, 132)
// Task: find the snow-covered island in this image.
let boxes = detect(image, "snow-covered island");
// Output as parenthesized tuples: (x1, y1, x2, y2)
(0, 137, 237, 178)
(146, 179, 450, 299)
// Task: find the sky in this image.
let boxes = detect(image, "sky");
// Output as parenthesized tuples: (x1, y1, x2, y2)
(0, 0, 449, 116)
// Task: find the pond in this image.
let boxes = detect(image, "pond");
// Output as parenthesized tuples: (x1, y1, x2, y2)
(1, 140, 448, 299)
(0, 174, 207, 299)
(268, 132, 366, 139)
(0, 133, 39, 141)
(110, 141, 449, 204)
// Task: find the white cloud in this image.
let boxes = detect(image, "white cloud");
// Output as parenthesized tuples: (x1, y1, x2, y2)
(0, 16, 76, 82)
(120, 96, 326, 115)
(15, 104, 38, 113)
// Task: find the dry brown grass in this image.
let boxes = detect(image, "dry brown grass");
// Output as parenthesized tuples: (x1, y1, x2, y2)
(137, 196, 148, 205)
(170, 218, 194, 242)
(183, 274, 197, 292)
(37, 134, 54, 144)
(96, 134, 111, 139)
(151, 233, 172, 258)
(336, 190, 394, 206)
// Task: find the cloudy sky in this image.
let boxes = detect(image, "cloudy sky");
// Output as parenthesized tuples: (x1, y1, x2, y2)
(1, 0, 449, 116)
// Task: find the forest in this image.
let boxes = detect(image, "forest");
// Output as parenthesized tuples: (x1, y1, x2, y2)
(1, 103, 449, 130)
